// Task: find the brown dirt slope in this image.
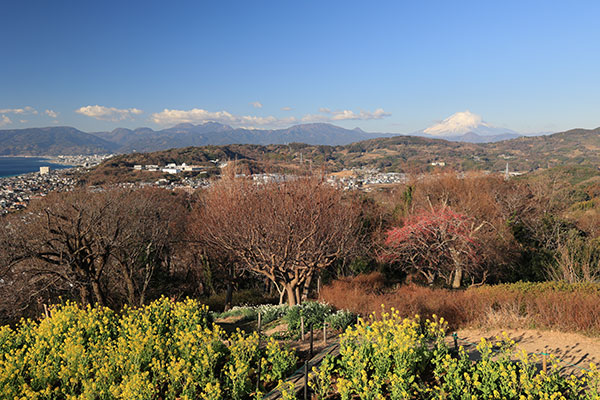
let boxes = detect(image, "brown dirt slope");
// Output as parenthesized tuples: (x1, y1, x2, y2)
(457, 328, 600, 375)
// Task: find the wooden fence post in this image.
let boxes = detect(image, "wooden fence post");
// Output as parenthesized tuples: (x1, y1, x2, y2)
(542, 354, 547, 374)
(309, 325, 314, 358)
(304, 360, 309, 400)
(257, 312, 262, 332)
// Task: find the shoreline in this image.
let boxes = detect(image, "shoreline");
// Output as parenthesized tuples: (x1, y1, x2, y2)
(0, 154, 111, 178)
(0, 155, 78, 167)
(0, 157, 76, 179)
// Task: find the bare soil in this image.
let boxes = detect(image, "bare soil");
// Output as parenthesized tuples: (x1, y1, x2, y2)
(457, 328, 600, 374)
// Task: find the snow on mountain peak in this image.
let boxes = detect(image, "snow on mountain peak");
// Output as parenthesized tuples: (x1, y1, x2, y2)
(423, 110, 491, 136)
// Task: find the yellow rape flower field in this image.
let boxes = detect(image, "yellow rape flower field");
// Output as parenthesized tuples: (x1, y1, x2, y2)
(310, 309, 600, 399)
(2, 299, 600, 399)
(0, 297, 297, 400)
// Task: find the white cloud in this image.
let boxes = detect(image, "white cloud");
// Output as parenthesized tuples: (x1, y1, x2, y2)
(281, 106, 293, 111)
(0, 106, 37, 115)
(75, 105, 143, 121)
(151, 108, 297, 128)
(303, 107, 391, 122)
(45, 109, 58, 118)
(150, 106, 390, 129)
(301, 113, 330, 123)
(250, 101, 263, 109)
(0, 115, 11, 127)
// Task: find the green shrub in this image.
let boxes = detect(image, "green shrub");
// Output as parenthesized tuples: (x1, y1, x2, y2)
(214, 306, 258, 321)
(256, 304, 289, 324)
(284, 301, 333, 332)
(202, 288, 277, 312)
(325, 309, 357, 331)
(214, 301, 356, 335)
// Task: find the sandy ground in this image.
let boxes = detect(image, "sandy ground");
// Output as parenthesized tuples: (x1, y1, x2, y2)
(456, 328, 600, 374)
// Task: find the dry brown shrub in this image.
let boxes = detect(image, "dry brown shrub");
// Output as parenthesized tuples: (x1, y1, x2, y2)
(320, 274, 472, 330)
(320, 275, 600, 334)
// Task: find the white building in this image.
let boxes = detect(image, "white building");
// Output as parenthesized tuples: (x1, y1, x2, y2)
(181, 164, 204, 172)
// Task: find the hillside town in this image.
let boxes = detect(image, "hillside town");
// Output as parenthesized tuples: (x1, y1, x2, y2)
(49, 154, 114, 168)
(0, 169, 78, 214)
(1, 156, 525, 214)
(0, 164, 214, 214)
(0, 155, 113, 214)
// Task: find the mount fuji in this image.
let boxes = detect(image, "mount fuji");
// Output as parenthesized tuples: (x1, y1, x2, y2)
(413, 111, 522, 143)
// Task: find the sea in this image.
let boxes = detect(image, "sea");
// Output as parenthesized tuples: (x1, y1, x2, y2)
(0, 157, 72, 178)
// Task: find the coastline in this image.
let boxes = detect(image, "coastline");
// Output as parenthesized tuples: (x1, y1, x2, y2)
(0, 155, 76, 167)
(0, 157, 75, 179)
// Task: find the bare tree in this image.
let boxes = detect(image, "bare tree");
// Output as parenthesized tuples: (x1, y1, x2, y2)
(191, 177, 361, 305)
(108, 188, 188, 306)
(0, 188, 189, 309)
(5, 190, 129, 306)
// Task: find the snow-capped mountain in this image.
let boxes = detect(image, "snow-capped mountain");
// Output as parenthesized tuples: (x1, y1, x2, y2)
(414, 111, 522, 143)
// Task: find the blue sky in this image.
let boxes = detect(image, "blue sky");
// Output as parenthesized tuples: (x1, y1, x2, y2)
(1, 1, 599, 133)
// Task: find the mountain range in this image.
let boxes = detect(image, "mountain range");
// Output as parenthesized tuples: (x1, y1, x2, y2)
(0, 127, 116, 156)
(92, 122, 394, 152)
(0, 123, 397, 156)
(0, 111, 538, 156)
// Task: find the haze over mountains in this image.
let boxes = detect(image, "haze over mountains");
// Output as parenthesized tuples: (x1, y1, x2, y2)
(0, 111, 546, 156)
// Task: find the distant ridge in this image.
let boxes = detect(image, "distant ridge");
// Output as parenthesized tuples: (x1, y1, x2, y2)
(0, 127, 118, 156)
(0, 118, 559, 157)
(0, 123, 395, 155)
(430, 132, 522, 143)
(92, 122, 395, 152)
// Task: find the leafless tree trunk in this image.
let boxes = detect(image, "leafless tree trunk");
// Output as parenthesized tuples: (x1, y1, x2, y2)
(190, 177, 362, 305)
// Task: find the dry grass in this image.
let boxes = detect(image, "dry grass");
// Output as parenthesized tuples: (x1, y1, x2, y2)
(320, 272, 600, 335)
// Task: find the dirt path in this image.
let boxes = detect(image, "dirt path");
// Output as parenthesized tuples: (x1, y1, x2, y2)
(456, 328, 600, 374)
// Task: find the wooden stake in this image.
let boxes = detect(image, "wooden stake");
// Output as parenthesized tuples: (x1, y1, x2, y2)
(304, 360, 309, 400)
(452, 332, 458, 352)
(542, 354, 547, 374)
(323, 323, 327, 345)
(301, 316, 305, 340)
(256, 353, 261, 393)
(257, 312, 262, 332)
(309, 325, 314, 358)
(43, 304, 49, 319)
